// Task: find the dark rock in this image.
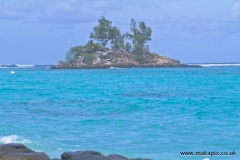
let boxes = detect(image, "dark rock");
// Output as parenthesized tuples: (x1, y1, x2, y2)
(103, 47, 110, 51)
(0, 143, 50, 160)
(1, 64, 17, 68)
(129, 158, 151, 160)
(0, 152, 50, 160)
(51, 66, 57, 69)
(67, 63, 74, 68)
(58, 61, 66, 69)
(107, 154, 128, 160)
(0, 143, 34, 158)
(61, 150, 109, 160)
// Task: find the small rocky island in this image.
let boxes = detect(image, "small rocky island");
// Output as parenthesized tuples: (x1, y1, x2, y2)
(54, 17, 199, 69)
(56, 48, 192, 69)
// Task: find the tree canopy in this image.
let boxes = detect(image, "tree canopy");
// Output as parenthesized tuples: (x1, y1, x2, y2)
(65, 17, 153, 63)
(65, 46, 83, 62)
(85, 40, 102, 53)
(130, 19, 152, 47)
(90, 17, 122, 47)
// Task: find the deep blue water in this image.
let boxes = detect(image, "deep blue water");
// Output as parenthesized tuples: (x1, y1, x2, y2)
(0, 67, 239, 160)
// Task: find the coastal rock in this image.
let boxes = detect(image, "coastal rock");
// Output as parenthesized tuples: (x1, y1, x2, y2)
(61, 150, 109, 160)
(129, 158, 151, 160)
(58, 61, 66, 69)
(67, 62, 74, 68)
(76, 56, 86, 67)
(0, 143, 50, 160)
(93, 53, 103, 66)
(0, 143, 150, 160)
(50, 66, 57, 69)
(0, 143, 34, 158)
(0, 152, 50, 160)
(107, 154, 128, 160)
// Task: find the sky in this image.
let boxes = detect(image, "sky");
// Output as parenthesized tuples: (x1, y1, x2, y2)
(0, 0, 240, 64)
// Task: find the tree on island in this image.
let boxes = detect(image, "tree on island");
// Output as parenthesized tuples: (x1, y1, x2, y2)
(90, 17, 123, 49)
(85, 40, 102, 53)
(130, 19, 152, 47)
(129, 19, 152, 62)
(122, 32, 132, 52)
(65, 46, 84, 61)
(65, 17, 152, 63)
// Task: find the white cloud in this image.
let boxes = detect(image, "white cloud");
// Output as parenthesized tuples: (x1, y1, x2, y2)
(1, 0, 240, 40)
(232, 2, 240, 11)
(38, 1, 109, 24)
(146, 1, 240, 41)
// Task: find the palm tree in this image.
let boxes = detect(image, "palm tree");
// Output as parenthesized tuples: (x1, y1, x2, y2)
(85, 40, 95, 53)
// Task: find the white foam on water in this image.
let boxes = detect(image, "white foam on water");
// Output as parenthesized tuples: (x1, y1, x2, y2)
(109, 67, 122, 69)
(16, 64, 35, 68)
(0, 135, 31, 144)
(188, 63, 240, 67)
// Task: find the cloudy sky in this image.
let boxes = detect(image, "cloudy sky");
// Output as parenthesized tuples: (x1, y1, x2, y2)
(1, 0, 240, 64)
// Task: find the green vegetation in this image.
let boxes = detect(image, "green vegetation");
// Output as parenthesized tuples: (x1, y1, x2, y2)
(103, 54, 110, 59)
(65, 17, 152, 63)
(65, 46, 84, 62)
(79, 53, 94, 65)
(90, 17, 123, 48)
(85, 40, 103, 53)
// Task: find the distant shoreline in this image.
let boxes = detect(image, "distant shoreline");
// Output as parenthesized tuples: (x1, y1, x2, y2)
(51, 63, 202, 69)
(1, 63, 240, 69)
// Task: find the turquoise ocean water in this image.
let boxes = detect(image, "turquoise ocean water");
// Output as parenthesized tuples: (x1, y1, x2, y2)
(0, 66, 239, 160)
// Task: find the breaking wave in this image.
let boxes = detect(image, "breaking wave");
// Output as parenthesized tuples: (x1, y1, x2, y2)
(188, 63, 240, 67)
(15, 64, 35, 68)
(0, 64, 55, 69)
(0, 135, 31, 144)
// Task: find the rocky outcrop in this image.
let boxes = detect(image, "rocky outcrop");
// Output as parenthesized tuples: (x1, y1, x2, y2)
(0, 152, 50, 160)
(107, 154, 128, 160)
(0, 143, 34, 157)
(76, 56, 86, 67)
(60, 151, 151, 160)
(57, 61, 66, 69)
(0, 143, 50, 160)
(61, 151, 108, 160)
(54, 49, 200, 69)
(129, 159, 151, 160)
(0, 143, 151, 160)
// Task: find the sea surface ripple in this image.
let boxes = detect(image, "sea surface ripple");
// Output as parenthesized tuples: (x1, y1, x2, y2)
(0, 67, 239, 160)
